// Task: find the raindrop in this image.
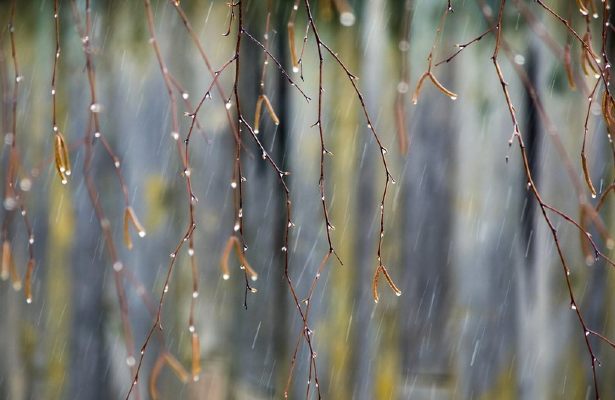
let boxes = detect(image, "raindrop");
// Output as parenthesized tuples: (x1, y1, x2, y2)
(89, 103, 102, 113)
(20, 178, 31, 192)
(340, 12, 356, 27)
(513, 54, 525, 65)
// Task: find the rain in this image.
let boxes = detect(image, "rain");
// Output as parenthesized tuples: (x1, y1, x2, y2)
(1, 0, 614, 399)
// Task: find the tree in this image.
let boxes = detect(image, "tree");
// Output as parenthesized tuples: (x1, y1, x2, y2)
(1, 0, 614, 399)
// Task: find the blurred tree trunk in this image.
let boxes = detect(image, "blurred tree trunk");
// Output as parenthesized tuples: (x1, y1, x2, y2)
(350, 0, 385, 398)
(398, 70, 455, 398)
(516, 35, 551, 400)
(68, 145, 111, 400)
(272, 5, 290, 396)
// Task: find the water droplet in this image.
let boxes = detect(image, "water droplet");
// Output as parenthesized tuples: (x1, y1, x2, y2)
(225, 100, 232, 110)
(171, 131, 180, 140)
(20, 178, 31, 192)
(230, 181, 237, 189)
(126, 356, 136, 366)
(182, 92, 189, 100)
(188, 248, 194, 256)
(89, 103, 102, 113)
(281, 246, 287, 252)
(223, 274, 230, 280)
(513, 54, 525, 65)
(339, 12, 356, 26)
(292, 66, 300, 73)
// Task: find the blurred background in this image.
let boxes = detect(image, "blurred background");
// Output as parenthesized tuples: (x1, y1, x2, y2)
(1, 0, 614, 399)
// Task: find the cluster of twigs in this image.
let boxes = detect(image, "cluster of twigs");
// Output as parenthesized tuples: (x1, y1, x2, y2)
(125, 0, 403, 398)
(1, 1, 35, 303)
(413, 1, 614, 397)
(0, 0, 405, 393)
